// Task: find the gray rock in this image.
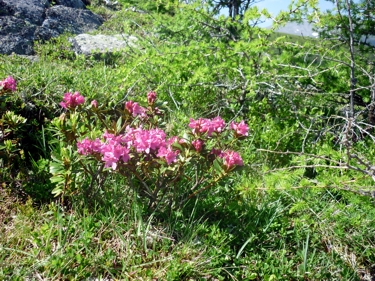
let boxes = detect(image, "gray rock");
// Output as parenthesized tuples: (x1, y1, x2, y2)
(0, 16, 36, 36)
(69, 34, 137, 56)
(0, 0, 104, 55)
(35, 6, 104, 41)
(0, 35, 34, 55)
(54, 0, 86, 9)
(2, 0, 49, 25)
(0, 16, 37, 55)
(0, 0, 15, 17)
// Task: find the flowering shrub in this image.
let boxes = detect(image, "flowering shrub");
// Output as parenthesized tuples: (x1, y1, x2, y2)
(52, 90, 248, 210)
(0, 76, 34, 196)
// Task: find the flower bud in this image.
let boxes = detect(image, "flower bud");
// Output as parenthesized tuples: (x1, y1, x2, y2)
(147, 91, 157, 105)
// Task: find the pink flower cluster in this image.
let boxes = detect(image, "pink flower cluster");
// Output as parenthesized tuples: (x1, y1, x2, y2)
(192, 139, 204, 152)
(60, 92, 85, 109)
(72, 91, 246, 171)
(125, 101, 147, 118)
(189, 117, 249, 138)
(77, 127, 180, 169)
(219, 150, 243, 170)
(230, 120, 249, 136)
(0, 76, 17, 92)
(189, 117, 226, 137)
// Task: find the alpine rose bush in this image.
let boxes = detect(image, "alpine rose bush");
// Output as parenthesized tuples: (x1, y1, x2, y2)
(55, 90, 248, 208)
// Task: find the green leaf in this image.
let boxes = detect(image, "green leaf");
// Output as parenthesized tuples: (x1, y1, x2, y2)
(50, 175, 64, 184)
(49, 162, 64, 174)
(116, 116, 123, 132)
(213, 158, 225, 176)
(51, 186, 63, 197)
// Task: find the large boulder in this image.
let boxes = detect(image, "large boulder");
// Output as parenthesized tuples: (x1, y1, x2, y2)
(35, 6, 104, 41)
(0, 0, 104, 55)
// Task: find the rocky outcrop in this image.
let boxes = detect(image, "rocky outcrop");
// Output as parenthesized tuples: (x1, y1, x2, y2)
(0, 0, 104, 55)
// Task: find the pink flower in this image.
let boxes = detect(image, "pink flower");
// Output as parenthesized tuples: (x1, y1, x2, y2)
(189, 117, 226, 137)
(167, 136, 179, 146)
(200, 119, 215, 136)
(211, 117, 225, 133)
(77, 138, 102, 155)
(192, 139, 204, 152)
(103, 130, 116, 141)
(220, 150, 243, 169)
(189, 118, 204, 134)
(230, 120, 249, 137)
(148, 129, 166, 150)
(133, 130, 150, 153)
(125, 101, 147, 118)
(157, 146, 179, 165)
(101, 144, 130, 170)
(147, 91, 157, 105)
(0, 76, 17, 92)
(77, 138, 93, 155)
(132, 103, 146, 117)
(91, 100, 98, 108)
(125, 101, 134, 114)
(130, 128, 166, 154)
(90, 138, 103, 153)
(60, 92, 85, 109)
(123, 126, 141, 148)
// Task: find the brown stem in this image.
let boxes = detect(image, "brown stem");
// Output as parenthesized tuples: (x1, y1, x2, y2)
(187, 173, 227, 200)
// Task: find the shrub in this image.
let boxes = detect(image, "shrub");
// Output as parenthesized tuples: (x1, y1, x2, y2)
(51, 90, 248, 211)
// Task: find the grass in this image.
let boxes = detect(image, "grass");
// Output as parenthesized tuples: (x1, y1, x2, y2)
(1, 183, 374, 280)
(1, 2, 375, 280)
